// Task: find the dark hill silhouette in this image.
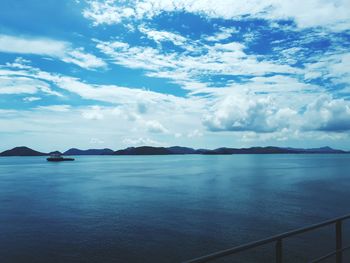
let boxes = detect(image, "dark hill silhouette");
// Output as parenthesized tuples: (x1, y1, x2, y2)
(283, 146, 345, 154)
(0, 146, 47, 156)
(168, 146, 197, 154)
(64, 148, 114, 155)
(201, 146, 293, 154)
(113, 146, 348, 155)
(205, 146, 347, 154)
(0, 146, 348, 156)
(114, 146, 172, 155)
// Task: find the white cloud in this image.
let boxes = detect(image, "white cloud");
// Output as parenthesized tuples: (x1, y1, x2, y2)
(203, 91, 298, 133)
(303, 95, 350, 132)
(53, 75, 190, 111)
(95, 38, 299, 94)
(90, 137, 105, 144)
(305, 52, 350, 91)
(0, 35, 106, 70)
(139, 25, 187, 46)
(0, 76, 61, 96)
(83, 0, 135, 25)
(205, 27, 237, 42)
(35, 105, 71, 112)
(62, 48, 107, 69)
(187, 129, 203, 138)
(83, 0, 350, 30)
(23, 96, 41, 102)
(6, 57, 33, 69)
(0, 76, 37, 94)
(122, 137, 163, 146)
(0, 61, 201, 116)
(246, 75, 320, 94)
(0, 35, 67, 56)
(81, 105, 104, 120)
(143, 120, 168, 133)
(202, 87, 350, 135)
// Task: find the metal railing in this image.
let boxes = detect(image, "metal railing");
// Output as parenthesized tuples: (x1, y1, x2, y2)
(184, 214, 350, 263)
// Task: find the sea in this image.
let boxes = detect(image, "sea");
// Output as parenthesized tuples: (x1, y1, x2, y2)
(1, 154, 350, 263)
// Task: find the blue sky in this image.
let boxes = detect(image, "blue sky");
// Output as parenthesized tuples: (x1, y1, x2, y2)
(0, 0, 350, 151)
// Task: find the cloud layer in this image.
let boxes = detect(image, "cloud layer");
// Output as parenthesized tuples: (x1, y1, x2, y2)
(0, 0, 349, 151)
(84, 0, 350, 30)
(0, 35, 106, 69)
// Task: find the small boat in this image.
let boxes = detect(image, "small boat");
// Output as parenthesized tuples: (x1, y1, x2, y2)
(47, 153, 75, 162)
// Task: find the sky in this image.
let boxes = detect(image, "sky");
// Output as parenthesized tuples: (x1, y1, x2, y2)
(0, 0, 350, 152)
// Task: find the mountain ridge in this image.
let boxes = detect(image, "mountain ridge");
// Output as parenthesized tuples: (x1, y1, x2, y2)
(0, 145, 348, 156)
(64, 148, 114, 155)
(0, 146, 47, 156)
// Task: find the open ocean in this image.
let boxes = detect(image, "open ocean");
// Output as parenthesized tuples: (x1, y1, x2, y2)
(1, 154, 350, 263)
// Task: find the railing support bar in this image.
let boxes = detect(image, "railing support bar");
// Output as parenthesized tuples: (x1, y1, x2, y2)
(184, 214, 350, 263)
(336, 220, 342, 263)
(276, 239, 282, 263)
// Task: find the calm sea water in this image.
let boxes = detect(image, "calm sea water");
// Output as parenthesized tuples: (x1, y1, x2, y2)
(1, 154, 350, 263)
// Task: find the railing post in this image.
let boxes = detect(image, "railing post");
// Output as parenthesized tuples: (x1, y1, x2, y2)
(336, 220, 342, 263)
(276, 239, 282, 263)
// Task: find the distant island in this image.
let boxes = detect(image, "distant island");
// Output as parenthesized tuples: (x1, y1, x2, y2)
(0, 146, 348, 157)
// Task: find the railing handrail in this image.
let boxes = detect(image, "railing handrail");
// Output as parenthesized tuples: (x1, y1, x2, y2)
(184, 213, 350, 263)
